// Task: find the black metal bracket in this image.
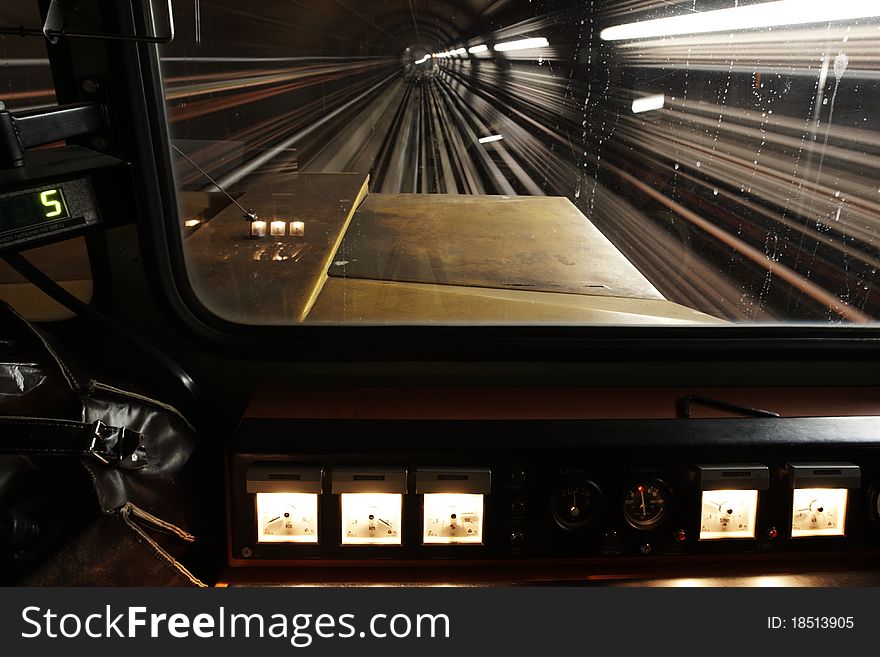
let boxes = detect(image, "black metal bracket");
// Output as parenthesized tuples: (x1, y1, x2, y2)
(0, 102, 105, 169)
(0, 0, 175, 45)
(678, 395, 780, 419)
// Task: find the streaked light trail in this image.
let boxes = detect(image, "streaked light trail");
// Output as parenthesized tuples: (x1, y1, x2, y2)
(631, 94, 665, 114)
(494, 37, 549, 52)
(600, 0, 880, 41)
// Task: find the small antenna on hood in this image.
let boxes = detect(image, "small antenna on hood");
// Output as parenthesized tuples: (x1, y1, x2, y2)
(171, 144, 258, 222)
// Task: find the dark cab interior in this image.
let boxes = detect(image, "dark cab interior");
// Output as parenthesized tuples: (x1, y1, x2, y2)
(1, 0, 879, 588)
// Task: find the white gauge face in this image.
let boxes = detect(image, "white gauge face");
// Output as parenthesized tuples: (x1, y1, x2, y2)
(256, 492, 319, 543)
(791, 488, 847, 537)
(699, 489, 759, 540)
(340, 493, 402, 545)
(423, 493, 484, 544)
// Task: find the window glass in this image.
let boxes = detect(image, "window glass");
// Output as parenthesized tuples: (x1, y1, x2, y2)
(162, 1, 880, 326)
(0, 3, 55, 110)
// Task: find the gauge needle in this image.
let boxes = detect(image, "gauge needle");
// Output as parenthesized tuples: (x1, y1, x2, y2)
(267, 516, 281, 523)
(378, 518, 392, 528)
(640, 489, 647, 515)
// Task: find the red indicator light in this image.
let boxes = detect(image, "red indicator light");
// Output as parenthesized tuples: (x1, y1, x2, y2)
(638, 485, 645, 493)
(767, 528, 779, 540)
(675, 530, 687, 543)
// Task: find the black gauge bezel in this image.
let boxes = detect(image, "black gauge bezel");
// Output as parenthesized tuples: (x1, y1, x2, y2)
(552, 479, 604, 532)
(622, 479, 672, 531)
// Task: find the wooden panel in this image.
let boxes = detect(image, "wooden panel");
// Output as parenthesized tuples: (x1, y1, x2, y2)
(218, 552, 880, 585)
(245, 387, 880, 420)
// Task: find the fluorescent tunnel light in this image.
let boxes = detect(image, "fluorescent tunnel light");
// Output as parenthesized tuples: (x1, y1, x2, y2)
(632, 94, 665, 114)
(600, 0, 880, 41)
(478, 135, 504, 144)
(494, 37, 549, 52)
(468, 44, 489, 54)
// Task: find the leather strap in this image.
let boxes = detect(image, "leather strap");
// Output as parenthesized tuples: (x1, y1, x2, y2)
(0, 417, 147, 469)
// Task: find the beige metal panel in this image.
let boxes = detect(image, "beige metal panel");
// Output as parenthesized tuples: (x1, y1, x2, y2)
(329, 194, 665, 301)
(183, 173, 369, 324)
(306, 278, 724, 325)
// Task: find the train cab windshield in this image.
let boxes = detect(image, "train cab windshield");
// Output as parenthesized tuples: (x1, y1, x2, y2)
(149, 0, 880, 327)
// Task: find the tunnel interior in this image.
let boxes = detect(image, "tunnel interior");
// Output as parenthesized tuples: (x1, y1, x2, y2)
(160, 0, 880, 323)
(3, 1, 878, 323)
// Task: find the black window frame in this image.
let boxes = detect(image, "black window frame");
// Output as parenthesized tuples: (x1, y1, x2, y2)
(76, 0, 880, 365)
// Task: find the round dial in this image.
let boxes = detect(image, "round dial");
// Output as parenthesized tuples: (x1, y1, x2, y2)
(700, 490, 758, 538)
(256, 492, 318, 544)
(552, 480, 603, 531)
(623, 480, 671, 530)
(340, 493, 403, 545)
(792, 498, 839, 532)
(263, 503, 300, 536)
(345, 506, 400, 538)
(790, 488, 848, 537)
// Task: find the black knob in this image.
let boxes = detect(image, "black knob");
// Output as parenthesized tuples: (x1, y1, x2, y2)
(510, 531, 525, 547)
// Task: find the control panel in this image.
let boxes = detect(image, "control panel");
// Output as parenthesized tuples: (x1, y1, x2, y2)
(227, 416, 880, 564)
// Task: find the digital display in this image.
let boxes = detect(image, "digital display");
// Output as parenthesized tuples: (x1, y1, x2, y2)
(0, 188, 70, 235)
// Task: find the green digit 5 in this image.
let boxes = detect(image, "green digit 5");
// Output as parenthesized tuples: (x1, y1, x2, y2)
(40, 189, 63, 218)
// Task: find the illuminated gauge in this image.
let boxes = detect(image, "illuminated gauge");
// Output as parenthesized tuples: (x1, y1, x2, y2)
(423, 493, 484, 544)
(791, 488, 847, 538)
(699, 489, 758, 540)
(623, 480, 671, 530)
(340, 493, 402, 545)
(552, 480, 603, 531)
(256, 492, 319, 543)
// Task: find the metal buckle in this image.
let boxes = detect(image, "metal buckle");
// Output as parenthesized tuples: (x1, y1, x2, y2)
(88, 420, 147, 467)
(88, 420, 112, 464)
